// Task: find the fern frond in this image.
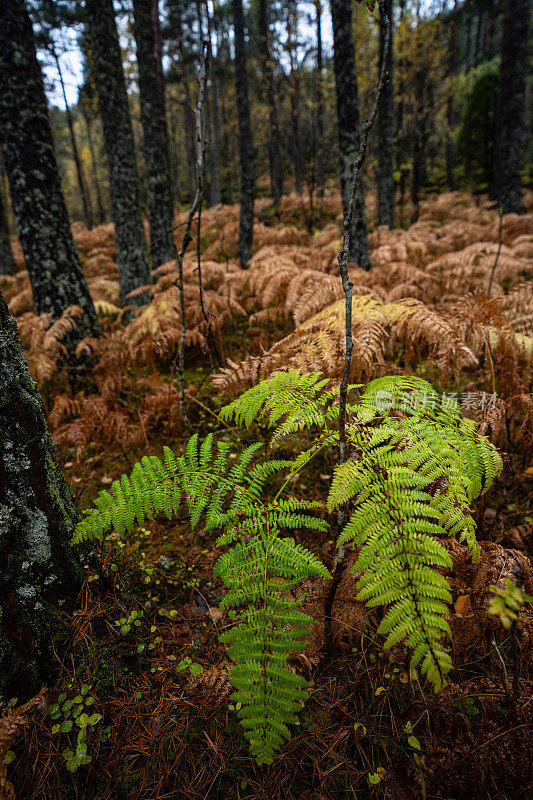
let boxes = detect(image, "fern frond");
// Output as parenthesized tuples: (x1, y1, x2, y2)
(329, 375, 502, 690)
(220, 368, 334, 439)
(215, 521, 330, 764)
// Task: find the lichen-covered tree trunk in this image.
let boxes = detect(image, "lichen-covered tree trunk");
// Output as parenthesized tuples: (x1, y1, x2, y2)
(493, 0, 530, 214)
(0, 292, 83, 701)
(86, 0, 151, 305)
(233, 0, 254, 266)
(445, 2, 458, 192)
(133, 0, 177, 270)
(315, 0, 325, 198)
(82, 108, 107, 225)
(258, 0, 283, 206)
(287, 0, 301, 195)
(377, 0, 394, 228)
(0, 0, 99, 335)
(208, 34, 222, 207)
(0, 184, 16, 276)
(330, 0, 370, 269)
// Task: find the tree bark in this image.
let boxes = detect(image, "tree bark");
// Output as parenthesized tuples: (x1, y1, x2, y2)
(493, 0, 530, 214)
(287, 0, 302, 194)
(86, 0, 151, 306)
(133, 0, 177, 270)
(209, 57, 222, 207)
(232, 0, 254, 266)
(81, 106, 107, 225)
(258, 0, 283, 205)
(315, 0, 325, 198)
(445, 2, 458, 191)
(0, 291, 83, 701)
(0, 180, 16, 276)
(330, 0, 370, 268)
(377, 0, 394, 228)
(0, 0, 99, 336)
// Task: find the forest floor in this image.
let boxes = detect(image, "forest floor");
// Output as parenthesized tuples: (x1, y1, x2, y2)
(1, 189, 533, 800)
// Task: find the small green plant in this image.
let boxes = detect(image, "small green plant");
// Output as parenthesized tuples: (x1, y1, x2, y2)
(74, 370, 502, 764)
(47, 685, 102, 772)
(488, 579, 533, 629)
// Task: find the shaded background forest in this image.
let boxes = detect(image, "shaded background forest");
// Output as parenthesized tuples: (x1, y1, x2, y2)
(1, 0, 531, 239)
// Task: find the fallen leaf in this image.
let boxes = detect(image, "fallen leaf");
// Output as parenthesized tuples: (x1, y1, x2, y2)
(455, 594, 471, 616)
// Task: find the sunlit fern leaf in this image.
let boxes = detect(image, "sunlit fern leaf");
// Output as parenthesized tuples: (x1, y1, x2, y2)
(329, 375, 502, 690)
(215, 523, 330, 765)
(219, 368, 335, 439)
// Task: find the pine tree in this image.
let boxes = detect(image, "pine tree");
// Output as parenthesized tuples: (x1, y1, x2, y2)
(258, 0, 283, 205)
(0, 291, 84, 700)
(330, 0, 370, 268)
(0, 0, 99, 335)
(314, 0, 325, 198)
(86, 0, 151, 306)
(133, 0, 177, 269)
(493, 0, 530, 213)
(233, 0, 254, 266)
(0, 177, 16, 276)
(377, 0, 394, 228)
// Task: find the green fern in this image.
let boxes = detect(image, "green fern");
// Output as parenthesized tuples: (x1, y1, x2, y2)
(74, 369, 502, 763)
(330, 375, 502, 689)
(214, 520, 330, 764)
(73, 429, 329, 763)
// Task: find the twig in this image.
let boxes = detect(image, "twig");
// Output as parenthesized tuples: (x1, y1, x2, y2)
(487, 205, 503, 295)
(491, 635, 510, 699)
(324, 14, 391, 650)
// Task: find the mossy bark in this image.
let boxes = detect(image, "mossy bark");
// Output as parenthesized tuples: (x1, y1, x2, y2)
(133, 0, 177, 270)
(0, 292, 83, 701)
(233, 0, 254, 266)
(330, 0, 370, 269)
(0, 0, 99, 335)
(86, 0, 151, 306)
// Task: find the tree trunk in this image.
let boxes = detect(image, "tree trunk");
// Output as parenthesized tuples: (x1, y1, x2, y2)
(258, 0, 283, 205)
(445, 1, 458, 191)
(465, 11, 472, 70)
(208, 39, 222, 207)
(232, 0, 254, 266)
(0, 291, 84, 701)
(133, 0, 177, 270)
(287, 0, 301, 195)
(330, 0, 370, 268)
(410, 13, 429, 223)
(493, 0, 530, 214)
(377, 0, 394, 228)
(0, 180, 16, 276)
(315, 0, 325, 198)
(152, 0, 165, 108)
(396, 0, 408, 223)
(0, 0, 99, 336)
(220, 72, 234, 204)
(86, 0, 151, 306)
(81, 107, 107, 225)
(54, 49, 94, 229)
(183, 94, 196, 202)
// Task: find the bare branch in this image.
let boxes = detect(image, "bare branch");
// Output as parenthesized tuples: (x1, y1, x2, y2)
(325, 13, 391, 649)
